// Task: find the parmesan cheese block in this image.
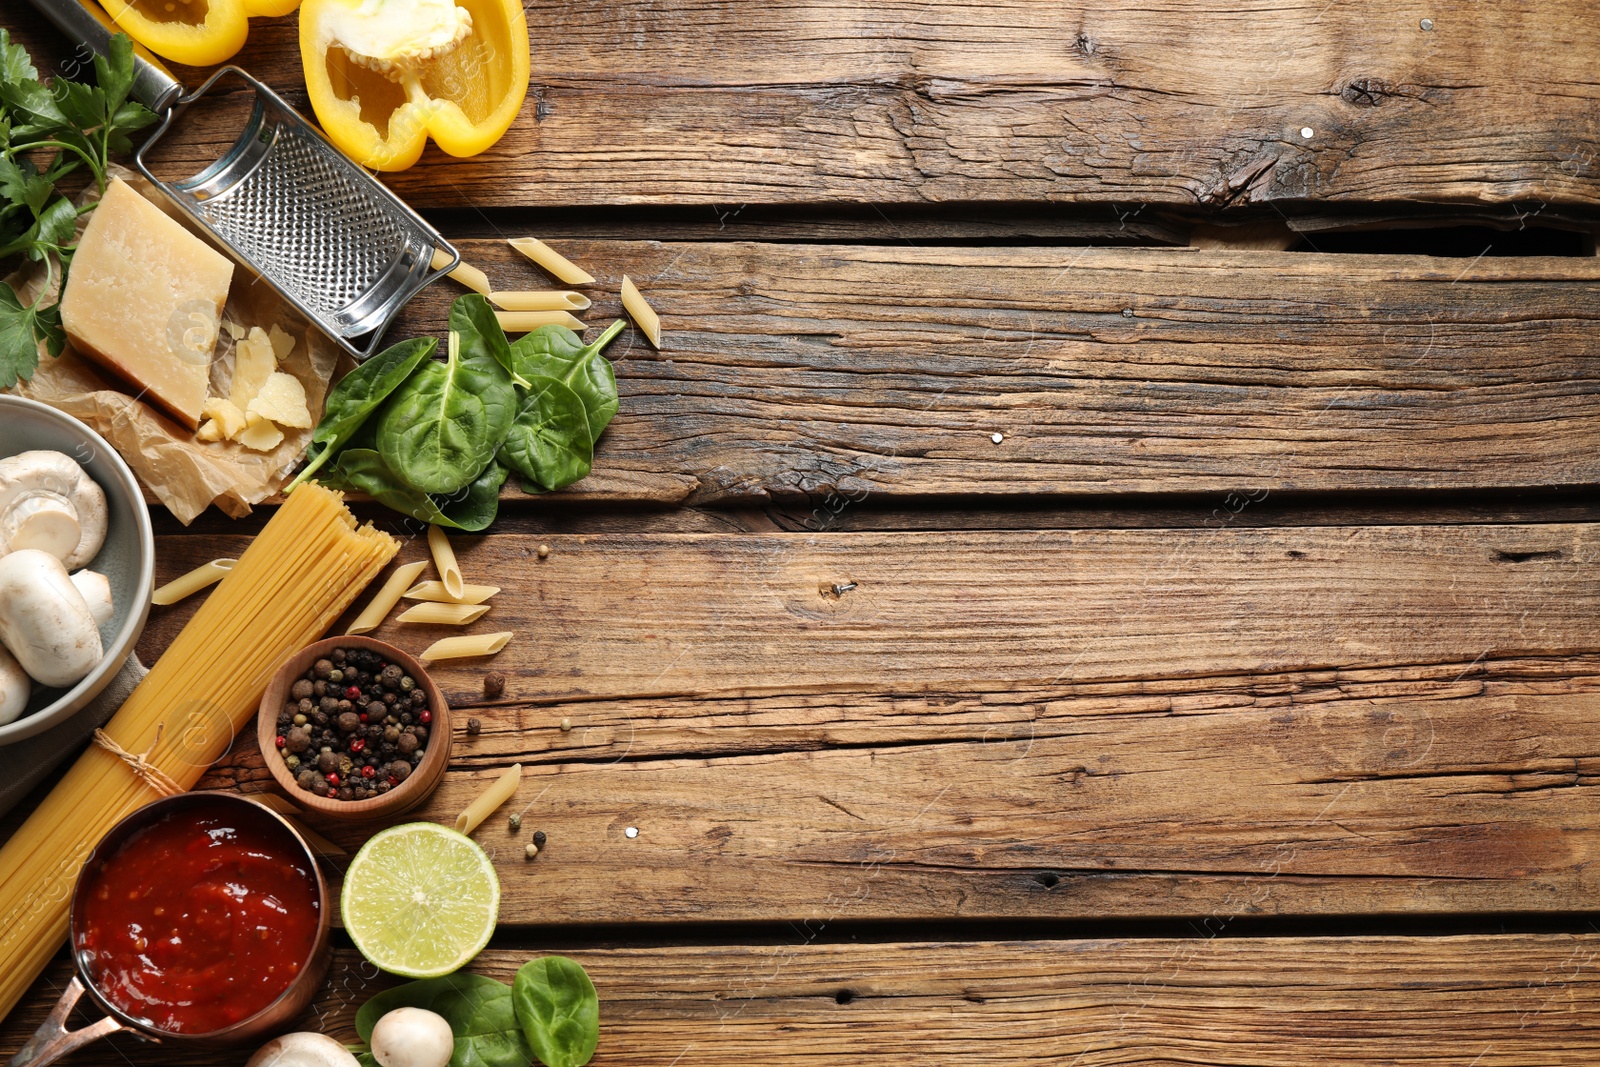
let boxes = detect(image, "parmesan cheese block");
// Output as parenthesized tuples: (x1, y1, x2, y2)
(59, 179, 233, 429)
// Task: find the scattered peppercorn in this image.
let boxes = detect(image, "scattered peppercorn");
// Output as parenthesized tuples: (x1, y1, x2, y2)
(509, 813, 522, 832)
(559, 717, 572, 732)
(537, 544, 550, 559)
(525, 843, 539, 859)
(484, 671, 505, 698)
(532, 830, 546, 847)
(467, 718, 482, 736)
(275, 646, 431, 800)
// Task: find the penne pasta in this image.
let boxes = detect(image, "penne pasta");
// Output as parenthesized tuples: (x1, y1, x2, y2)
(428, 525, 464, 599)
(419, 632, 513, 664)
(495, 310, 587, 333)
(345, 559, 429, 636)
(432, 247, 491, 295)
(454, 763, 522, 836)
(404, 580, 500, 605)
(489, 290, 591, 312)
(508, 237, 595, 286)
(621, 275, 662, 349)
(396, 602, 491, 626)
(151, 558, 236, 605)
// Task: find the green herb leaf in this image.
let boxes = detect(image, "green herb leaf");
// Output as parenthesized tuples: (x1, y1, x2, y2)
(376, 296, 517, 496)
(512, 957, 600, 1067)
(497, 375, 593, 491)
(92, 33, 137, 116)
(0, 281, 63, 388)
(507, 320, 625, 441)
(356, 973, 533, 1067)
(285, 336, 437, 492)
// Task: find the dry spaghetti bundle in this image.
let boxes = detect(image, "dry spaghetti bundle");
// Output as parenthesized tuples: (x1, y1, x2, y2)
(0, 483, 396, 1019)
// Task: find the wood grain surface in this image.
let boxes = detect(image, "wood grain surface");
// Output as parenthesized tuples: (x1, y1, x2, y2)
(10, 2, 1599, 210)
(383, 241, 1600, 506)
(134, 524, 1600, 920)
(7, 937, 1599, 1065)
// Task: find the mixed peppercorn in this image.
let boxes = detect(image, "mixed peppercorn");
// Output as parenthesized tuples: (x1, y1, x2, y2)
(273, 647, 431, 801)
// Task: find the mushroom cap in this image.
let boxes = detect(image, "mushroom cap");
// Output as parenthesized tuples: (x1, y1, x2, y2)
(0, 644, 29, 726)
(0, 549, 103, 688)
(245, 1032, 361, 1067)
(0, 451, 109, 571)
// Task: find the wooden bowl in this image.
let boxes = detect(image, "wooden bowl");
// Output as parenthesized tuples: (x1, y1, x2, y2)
(257, 636, 451, 821)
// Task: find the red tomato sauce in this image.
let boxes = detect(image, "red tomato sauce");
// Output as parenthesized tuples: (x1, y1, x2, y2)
(76, 804, 320, 1034)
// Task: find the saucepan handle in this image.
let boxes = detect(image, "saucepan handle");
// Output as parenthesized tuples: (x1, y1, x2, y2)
(23, 0, 184, 112)
(4, 976, 126, 1067)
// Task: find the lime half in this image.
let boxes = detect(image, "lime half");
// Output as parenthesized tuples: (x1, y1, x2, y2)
(342, 822, 500, 978)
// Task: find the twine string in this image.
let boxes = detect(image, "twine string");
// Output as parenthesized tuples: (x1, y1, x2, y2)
(93, 723, 183, 797)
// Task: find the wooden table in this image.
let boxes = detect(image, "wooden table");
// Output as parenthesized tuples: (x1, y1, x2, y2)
(5, 2, 1600, 1063)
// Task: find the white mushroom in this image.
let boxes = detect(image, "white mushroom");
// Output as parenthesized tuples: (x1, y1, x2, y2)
(245, 1033, 361, 1067)
(0, 644, 31, 726)
(0, 451, 109, 570)
(70, 570, 114, 627)
(370, 1008, 455, 1067)
(0, 549, 103, 688)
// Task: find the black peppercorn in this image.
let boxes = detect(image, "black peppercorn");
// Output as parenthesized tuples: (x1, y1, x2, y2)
(532, 830, 546, 847)
(484, 672, 505, 698)
(466, 718, 481, 735)
(331, 649, 346, 666)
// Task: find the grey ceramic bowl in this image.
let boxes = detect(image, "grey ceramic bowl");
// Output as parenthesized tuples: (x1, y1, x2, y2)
(0, 396, 154, 745)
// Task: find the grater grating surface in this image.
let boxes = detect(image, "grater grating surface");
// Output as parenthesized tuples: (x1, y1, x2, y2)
(200, 121, 417, 320)
(136, 67, 456, 359)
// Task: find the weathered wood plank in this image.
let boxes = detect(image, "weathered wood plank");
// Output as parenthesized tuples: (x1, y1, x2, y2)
(145, 524, 1600, 701)
(140, 525, 1600, 919)
(7, 937, 1599, 1065)
(8, 2, 1598, 210)
(387, 241, 1600, 505)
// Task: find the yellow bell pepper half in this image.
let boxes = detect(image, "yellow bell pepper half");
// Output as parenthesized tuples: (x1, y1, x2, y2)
(300, 0, 530, 172)
(97, 0, 299, 69)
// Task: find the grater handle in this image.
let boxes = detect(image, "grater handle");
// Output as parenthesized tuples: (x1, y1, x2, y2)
(24, 0, 184, 112)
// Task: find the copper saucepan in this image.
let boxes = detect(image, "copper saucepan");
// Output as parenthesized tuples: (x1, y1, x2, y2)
(6, 792, 332, 1067)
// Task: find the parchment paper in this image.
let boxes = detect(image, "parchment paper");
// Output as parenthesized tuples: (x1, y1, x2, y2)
(5, 168, 343, 524)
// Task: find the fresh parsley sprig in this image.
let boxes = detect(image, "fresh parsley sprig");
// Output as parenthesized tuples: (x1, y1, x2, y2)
(0, 30, 156, 388)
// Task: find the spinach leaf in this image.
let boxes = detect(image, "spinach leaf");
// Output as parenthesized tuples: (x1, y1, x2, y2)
(507, 320, 625, 441)
(454, 289, 529, 388)
(356, 973, 532, 1067)
(285, 336, 436, 493)
(497, 375, 592, 491)
(376, 296, 516, 495)
(512, 957, 600, 1067)
(323, 448, 504, 532)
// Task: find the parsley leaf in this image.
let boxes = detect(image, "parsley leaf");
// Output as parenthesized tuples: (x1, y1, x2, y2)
(0, 29, 157, 388)
(0, 282, 63, 389)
